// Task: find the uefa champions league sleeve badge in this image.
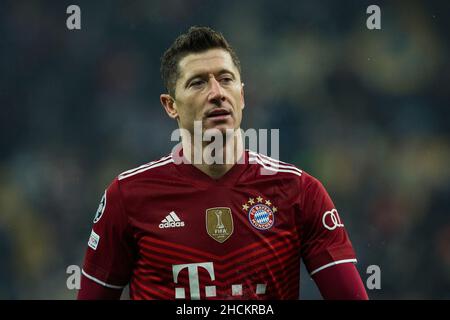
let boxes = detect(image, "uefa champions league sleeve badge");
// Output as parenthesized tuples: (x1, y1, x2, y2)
(93, 190, 107, 224)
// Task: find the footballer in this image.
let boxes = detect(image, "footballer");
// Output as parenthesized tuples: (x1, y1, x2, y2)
(77, 26, 368, 300)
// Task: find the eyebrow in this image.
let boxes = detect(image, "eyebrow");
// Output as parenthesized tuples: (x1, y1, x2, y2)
(184, 69, 236, 88)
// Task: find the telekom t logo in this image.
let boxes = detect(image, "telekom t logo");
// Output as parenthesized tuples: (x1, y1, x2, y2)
(172, 262, 216, 300)
(172, 262, 267, 300)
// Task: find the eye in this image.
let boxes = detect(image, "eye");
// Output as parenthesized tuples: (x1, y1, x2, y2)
(189, 79, 206, 88)
(220, 76, 234, 84)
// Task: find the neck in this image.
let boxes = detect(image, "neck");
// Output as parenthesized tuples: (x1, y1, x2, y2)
(181, 129, 244, 179)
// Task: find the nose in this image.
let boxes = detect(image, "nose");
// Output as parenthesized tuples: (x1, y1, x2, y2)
(208, 77, 225, 106)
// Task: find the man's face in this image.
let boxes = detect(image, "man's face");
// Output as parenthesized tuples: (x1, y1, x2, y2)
(167, 48, 244, 135)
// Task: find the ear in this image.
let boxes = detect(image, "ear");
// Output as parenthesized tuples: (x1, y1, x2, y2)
(160, 94, 178, 119)
(240, 82, 245, 110)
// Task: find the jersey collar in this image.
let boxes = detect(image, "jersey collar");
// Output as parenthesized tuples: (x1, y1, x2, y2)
(171, 146, 249, 188)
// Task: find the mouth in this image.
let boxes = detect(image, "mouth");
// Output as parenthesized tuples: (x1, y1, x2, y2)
(205, 108, 232, 120)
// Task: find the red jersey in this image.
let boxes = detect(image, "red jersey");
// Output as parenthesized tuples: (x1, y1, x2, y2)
(81, 150, 357, 300)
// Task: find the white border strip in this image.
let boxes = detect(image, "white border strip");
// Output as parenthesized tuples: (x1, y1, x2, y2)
(119, 155, 172, 177)
(310, 258, 357, 276)
(249, 153, 302, 174)
(249, 151, 292, 166)
(249, 157, 302, 176)
(119, 158, 174, 180)
(81, 269, 125, 289)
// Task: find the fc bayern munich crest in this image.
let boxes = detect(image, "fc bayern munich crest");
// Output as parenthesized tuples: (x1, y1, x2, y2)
(242, 196, 277, 230)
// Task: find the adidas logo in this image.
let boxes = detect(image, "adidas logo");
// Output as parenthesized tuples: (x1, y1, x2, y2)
(159, 211, 185, 229)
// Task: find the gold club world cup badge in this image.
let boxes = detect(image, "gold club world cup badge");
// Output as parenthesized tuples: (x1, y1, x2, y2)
(242, 196, 277, 230)
(206, 207, 234, 243)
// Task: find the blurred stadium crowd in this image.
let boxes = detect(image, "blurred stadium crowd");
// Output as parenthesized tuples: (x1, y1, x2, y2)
(0, 0, 449, 299)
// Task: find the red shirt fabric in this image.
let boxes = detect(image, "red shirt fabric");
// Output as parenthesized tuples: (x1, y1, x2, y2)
(81, 149, 357, 300)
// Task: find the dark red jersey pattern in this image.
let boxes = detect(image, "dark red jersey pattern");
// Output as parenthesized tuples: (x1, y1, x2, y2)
(81, 150, 357, 300)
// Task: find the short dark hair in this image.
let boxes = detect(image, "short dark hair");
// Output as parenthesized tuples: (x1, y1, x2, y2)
(160, 26, 242, 97)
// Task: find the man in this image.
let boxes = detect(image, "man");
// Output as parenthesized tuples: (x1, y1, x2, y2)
(78, 26, 368, 300)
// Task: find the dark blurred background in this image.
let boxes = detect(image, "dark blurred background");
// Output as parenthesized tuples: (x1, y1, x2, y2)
(0, 0, 449, 299)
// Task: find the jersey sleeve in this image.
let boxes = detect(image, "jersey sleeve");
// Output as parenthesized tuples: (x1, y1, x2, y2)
(81, 177, 135, 289)
(299, 173, 357, 276)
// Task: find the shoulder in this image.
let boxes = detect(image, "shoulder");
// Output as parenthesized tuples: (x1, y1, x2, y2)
(116, 153, 174, 183)
(247, 150, 303, 178)
(247, 150, 324, 189)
